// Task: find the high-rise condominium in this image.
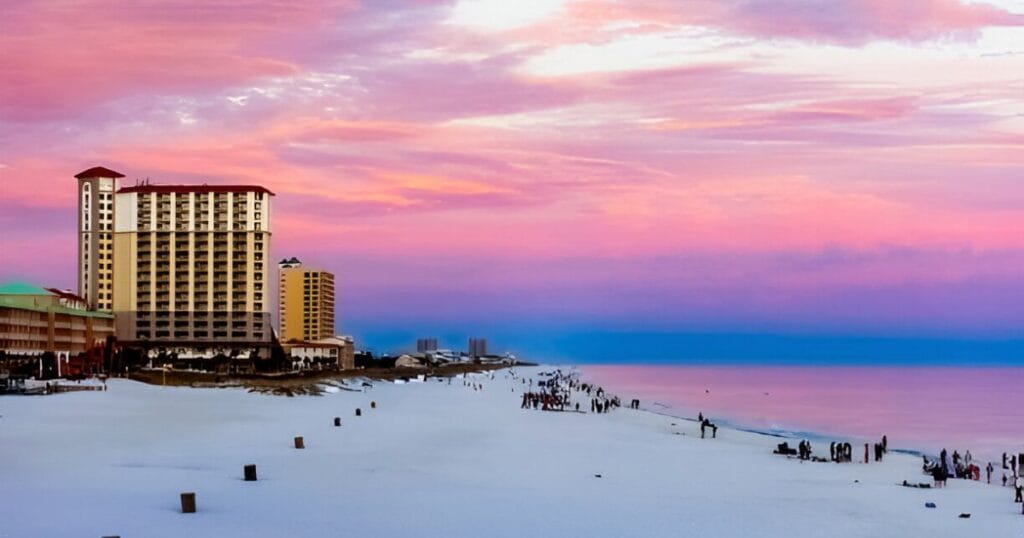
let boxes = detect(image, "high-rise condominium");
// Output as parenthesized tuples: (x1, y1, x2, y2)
(278, 258, 335, 342)
(75, 167, 275, 356)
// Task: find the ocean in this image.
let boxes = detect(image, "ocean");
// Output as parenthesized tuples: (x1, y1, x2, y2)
(584, 364, 1024, 463)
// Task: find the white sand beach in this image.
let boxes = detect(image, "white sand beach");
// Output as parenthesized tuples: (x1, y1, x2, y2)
(1, 367, 1020, 537)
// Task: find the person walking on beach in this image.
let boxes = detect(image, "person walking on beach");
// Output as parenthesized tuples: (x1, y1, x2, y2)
(881, 435, 888, 454)
(1016, 475, 1023, 503)
(986, 462, 994, 484)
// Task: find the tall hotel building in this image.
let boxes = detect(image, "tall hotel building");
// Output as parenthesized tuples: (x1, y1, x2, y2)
(76, 167, 123, 311)
(278, 258, 335, 342)
(75, 167, 275, 356)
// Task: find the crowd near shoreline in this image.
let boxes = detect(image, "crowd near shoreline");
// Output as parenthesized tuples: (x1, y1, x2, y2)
(1, 363, 1021, 536)
(508, 366, 1024, 517)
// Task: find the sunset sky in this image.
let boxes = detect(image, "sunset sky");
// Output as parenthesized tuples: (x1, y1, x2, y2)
(1, 1, 1023, 361)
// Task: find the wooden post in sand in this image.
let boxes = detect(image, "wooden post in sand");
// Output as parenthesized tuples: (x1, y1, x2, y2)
(180, 492, 196, 513)
(244, 464, 257, 481)
(334, 417, 341, 427)
(294, 436, 305, 449)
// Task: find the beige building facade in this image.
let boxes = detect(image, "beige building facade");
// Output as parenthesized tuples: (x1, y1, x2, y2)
(278, 258, 335, 342)
(110, 184, 274, 354)
(76, 167, 123, 311)
(74, 166, 281, 359)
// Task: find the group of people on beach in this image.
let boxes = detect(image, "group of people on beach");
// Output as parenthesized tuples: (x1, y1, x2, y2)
(514, 369, 624, 415)
(1000, 452, 1024, 505)
(830, 442, 854, 462)
(696, 412, 718, 439)
(924, 448, 1024, 509)
(926, 448, 981, 484)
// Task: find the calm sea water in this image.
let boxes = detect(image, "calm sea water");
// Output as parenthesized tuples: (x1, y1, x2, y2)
(584, 365, 1024, 463)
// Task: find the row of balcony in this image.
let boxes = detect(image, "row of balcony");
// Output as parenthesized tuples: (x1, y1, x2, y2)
(135, 331, 263, 340)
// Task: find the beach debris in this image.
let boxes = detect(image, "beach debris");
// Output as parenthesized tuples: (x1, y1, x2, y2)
(244, 464, 257, 481)
(900, 481, 931, 489)
(594, 474, 602, 478)
(371, 401, 377, 409)
(294, 436, 305, 449)
(355, 408, 362, 417)
(334, 417, 341, 427)
(180, 492, 196, 513)
(958, 513, 971, 519)
(925, 502, 936, 509)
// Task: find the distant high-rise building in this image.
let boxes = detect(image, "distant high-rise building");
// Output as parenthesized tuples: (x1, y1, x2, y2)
(278, 258, 335, 342)
(108, 180, 274, 353)
(468, 338, 488, 358)
(417, 338, 438, 352)
(76, 166, 124, 311)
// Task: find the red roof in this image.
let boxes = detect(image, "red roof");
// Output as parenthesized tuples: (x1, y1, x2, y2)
(117, 185, 275, 196)
(75, 166, 125, 179)
(44, 288, 88, 304)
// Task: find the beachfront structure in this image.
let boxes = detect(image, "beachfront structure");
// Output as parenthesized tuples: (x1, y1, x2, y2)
(278, 258, 335, 342)
(469, 337, 488, 358)
(0, 282, 114, 359)
(283, 336, 355, 371)
(76, 167, 124, 311)
(96, 176, 275, 356)
(74, 166, 276, 359)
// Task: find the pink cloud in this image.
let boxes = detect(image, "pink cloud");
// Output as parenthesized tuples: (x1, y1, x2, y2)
(728, 0, 1024, 44)
(2, 0, 1023, 337)
(0, 0, 355, 120)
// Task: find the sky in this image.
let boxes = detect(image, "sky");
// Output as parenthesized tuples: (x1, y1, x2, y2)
(1, 0, 1023, 362)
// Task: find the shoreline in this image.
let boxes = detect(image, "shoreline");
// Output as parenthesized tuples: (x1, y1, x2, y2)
(1, 364, 1019, 536)
(579, 363, 1023, 465)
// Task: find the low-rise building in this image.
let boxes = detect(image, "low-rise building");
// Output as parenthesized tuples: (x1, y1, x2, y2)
(282, 336, 355, 371)
(0, 283, 114, 374)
